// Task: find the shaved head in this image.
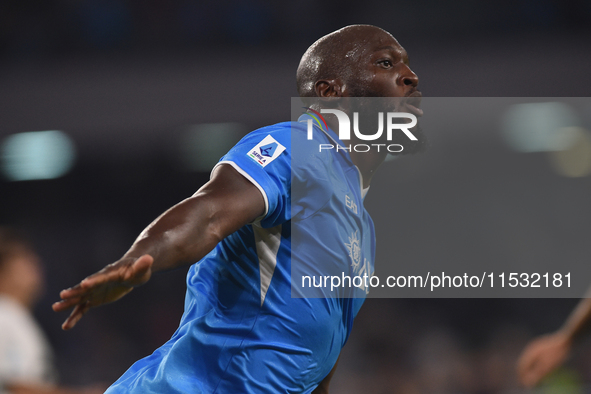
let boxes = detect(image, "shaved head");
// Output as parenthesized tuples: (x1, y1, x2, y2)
(296, 26, 425, 155)
(296, 25, 400, 97)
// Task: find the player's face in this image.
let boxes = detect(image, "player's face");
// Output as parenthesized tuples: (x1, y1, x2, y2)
(343, 29, 426, 154)
(346, 31, 422, 116)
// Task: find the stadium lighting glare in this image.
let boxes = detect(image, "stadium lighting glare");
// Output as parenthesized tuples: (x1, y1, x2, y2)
(0, 130, 76, 181)
(501, 102, 580, 153)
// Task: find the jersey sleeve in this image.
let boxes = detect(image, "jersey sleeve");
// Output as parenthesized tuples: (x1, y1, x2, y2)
(211, 123, 292, 228)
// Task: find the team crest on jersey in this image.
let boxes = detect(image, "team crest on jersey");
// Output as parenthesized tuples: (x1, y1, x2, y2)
(247, 135, 286, 167)
(345, 230, 361, 271)
(345, 230, 373, 294)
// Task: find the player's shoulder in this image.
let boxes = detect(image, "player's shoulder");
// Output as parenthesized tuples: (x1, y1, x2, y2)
(236, 121, 294, 149)
(234, 120, 323, 149)
(228, 120, 333, 171)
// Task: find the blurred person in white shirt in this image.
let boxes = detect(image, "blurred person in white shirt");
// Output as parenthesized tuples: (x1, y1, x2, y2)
(0, 227, 103, 394)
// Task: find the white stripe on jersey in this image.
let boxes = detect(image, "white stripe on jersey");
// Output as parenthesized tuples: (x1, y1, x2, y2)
(253, 224, 281, 306)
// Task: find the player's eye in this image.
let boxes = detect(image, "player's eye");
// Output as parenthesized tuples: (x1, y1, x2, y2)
(378, 59, 393, 68)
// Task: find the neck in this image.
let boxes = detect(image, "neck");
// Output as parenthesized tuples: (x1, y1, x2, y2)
(0, 289, 33, 310)
(324, 116, 387, 188)
(350, 146, 387, 188)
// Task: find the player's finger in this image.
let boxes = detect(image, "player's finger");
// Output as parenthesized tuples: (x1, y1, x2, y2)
(517, 352, 535, 375)
(59, 283, 88, 299)
(80, 265, 126, 289)
(523, 357, 554, 388)
(62, 301, 91, 330)
(123, 254, 153, 285)
(133, 254, 153, 272)
(517, 349, 534, 376)
(62, 303, 86, 330)
(517, 350, 540, 384)
(521, 367, 539, 388)
(523, 368, 545, 388)
(52, 296, 84, 312)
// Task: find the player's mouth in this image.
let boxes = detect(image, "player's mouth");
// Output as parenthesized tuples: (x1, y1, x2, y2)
(402, 92, 423, 117)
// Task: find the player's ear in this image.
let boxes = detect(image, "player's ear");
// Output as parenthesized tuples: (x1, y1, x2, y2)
(314, 79, 344, 98)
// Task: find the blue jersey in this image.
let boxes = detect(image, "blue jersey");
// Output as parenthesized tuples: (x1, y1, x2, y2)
(106, 117, 376, 393)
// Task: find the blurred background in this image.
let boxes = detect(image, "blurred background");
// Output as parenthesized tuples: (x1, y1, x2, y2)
(1, 0, 591, 392)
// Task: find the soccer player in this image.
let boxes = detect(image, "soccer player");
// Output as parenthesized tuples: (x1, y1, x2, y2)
(52, 24, 423, 393)
(518, 297, 591, 388)
(0, 227, 104, 394)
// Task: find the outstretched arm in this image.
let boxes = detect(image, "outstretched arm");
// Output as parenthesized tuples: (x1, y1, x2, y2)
(52, 164, 265, 330)
(518, 296, 591, 388)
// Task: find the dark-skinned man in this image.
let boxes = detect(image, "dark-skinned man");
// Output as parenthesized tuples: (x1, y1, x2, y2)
(53, 24, 423, 393)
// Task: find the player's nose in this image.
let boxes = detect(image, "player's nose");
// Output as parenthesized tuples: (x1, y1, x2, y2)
(399, 65, 419, 88)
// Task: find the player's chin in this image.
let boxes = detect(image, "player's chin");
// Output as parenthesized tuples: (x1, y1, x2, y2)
(390, 127, 429, 156)
(395, 140, 429, 156)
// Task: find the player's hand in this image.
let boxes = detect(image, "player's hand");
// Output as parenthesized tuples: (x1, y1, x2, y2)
(52, 254, 154, 330)
(517, 331, 572, 388)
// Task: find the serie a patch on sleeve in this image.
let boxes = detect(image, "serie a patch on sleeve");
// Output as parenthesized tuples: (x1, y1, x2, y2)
(247, 135, 286, 167)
